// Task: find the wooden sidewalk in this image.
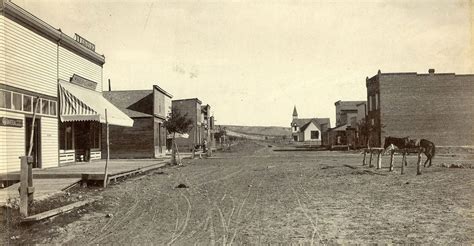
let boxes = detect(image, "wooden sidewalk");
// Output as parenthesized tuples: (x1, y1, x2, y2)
(0, 158, 169, 206)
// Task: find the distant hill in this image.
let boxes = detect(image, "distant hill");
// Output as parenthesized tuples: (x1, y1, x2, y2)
(220, 125, 291, 137)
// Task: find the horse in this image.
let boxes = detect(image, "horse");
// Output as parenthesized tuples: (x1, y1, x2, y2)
(383, 136, 410, 166)
(407, 138, 436, 167)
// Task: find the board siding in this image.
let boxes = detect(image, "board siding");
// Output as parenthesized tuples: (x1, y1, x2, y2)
(0, 111, 25, 173)
(4, 16, 57, 97)
(40, 116, 58, 169)
(58, 46, 102, 92)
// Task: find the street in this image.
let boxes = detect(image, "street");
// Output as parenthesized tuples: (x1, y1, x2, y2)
(7, 141, 474, 244)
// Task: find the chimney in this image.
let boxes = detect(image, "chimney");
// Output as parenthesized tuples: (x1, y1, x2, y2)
(108, 79, 111, 91)
(428, 68, 435, 75)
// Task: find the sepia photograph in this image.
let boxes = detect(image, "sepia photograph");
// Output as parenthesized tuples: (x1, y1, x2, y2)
(0, 0, 473, 244)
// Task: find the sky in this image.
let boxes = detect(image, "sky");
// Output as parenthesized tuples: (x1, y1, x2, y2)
(14, 0, 473, 127)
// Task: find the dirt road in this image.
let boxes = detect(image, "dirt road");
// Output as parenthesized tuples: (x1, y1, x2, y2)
(6, 141, 474, 244)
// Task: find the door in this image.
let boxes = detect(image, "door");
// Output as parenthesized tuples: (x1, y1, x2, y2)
(25, 117, 41, 168)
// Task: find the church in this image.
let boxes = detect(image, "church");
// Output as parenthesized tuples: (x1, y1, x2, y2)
(290, 106, 330, 145)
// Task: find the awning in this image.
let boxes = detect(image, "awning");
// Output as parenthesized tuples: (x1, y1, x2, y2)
(59, 81, 134, 127)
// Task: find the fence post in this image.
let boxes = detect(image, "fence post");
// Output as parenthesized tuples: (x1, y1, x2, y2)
(376, 150, 382, 169)
(19, 156, 29, 217)
(362, 150, 367, 166)
(401, 151, 405, 175)
(389, 150, 394, 172)
(368, 149, 374, 168)
(416, 151, 422, 175)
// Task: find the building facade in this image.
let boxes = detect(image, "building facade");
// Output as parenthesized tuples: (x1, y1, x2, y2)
(172, 98, 203, 151)
(366, 69, 474, 148)
(290, 106, 330, 145)
(102, 85, 172, 159)
(0, 1, 132, 174)
(327, 100, 366, 148)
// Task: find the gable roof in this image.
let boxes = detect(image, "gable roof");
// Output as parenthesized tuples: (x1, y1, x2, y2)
(300, 120, 318, 132)
(291, 118, 330, 128)
(103, 90, 154, 118)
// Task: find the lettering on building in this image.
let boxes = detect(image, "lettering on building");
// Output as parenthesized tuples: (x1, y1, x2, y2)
(74, 33, 96, 51)
(70, 74, 98, 90)
(0, 117, 23, 128)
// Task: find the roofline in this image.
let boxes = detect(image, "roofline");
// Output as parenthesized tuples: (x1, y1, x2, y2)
(172, 98, 202, 104)
(1, 0, 105, 65)
(153, 85, 173, 98)
(370, 69, 473, 78)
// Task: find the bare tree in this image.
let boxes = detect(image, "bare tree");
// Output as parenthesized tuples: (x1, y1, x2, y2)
(163, 108, 194, 165)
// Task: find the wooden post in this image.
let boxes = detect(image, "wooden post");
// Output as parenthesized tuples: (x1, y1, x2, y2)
(401, 151, 405, 175)
(362, 150, 367, 166)
(389, 150, 395, 172)
(26, 97, 40, 207)
(416, 151, 422, 175)
(19, 156, 29, 217)
(103, 109, 109, 188)
(376, 150, 382, 169)
(368, 149, 374, 168)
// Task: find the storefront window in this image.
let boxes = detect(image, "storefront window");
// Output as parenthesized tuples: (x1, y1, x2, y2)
(60, 123, 74, 150)
(42, 99, 49, 115)
(35, 98, 41, 114)
(90, 122, 101, 149)
(12, 93, 22, 111)
(49, 101, 57, 115)
(0, 90, 11, 109)
(23, 95, 32, 112)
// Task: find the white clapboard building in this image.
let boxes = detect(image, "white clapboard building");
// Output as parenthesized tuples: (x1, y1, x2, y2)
(0, 0, 133, 174)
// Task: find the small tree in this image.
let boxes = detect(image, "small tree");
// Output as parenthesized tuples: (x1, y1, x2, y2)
(163, 108, 193, 165)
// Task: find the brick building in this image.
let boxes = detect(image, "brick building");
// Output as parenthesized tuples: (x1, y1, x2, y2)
(366, 69, 474, 148)
(102, 85, 172, 159)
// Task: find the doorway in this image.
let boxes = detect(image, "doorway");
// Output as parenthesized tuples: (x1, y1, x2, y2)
(25, 117, 41, 168)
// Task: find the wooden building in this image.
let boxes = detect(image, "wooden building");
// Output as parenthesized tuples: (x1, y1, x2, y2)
(327, 100, 366, 149)
(102, 85, 172, 158)
(290, 106, 330, 145)
(0, 1, 132, 173)
(172, 98, 204, 152)
(366, 69, 474, 148)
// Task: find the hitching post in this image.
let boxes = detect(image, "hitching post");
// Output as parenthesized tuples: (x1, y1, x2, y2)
(368, 149, 374, 168)
(401, 151, 406, 175)
(416, 151, 422, 175)
(103, 109, 109, 188)
(362, 149, 367, 166)
(376, 150, 382, 169)
(389, 150, 395, 172)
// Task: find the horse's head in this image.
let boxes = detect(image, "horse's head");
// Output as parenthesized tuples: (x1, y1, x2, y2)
(383, 136, 392, 149)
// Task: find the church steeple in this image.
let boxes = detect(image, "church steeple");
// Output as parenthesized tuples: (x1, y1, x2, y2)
(292, 106, 298, 119)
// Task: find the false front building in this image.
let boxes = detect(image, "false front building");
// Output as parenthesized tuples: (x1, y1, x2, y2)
(102, 85, 172, 158)
(0, 1, 132, 174)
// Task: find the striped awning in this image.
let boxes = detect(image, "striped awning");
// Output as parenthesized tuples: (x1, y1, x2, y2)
(59, 81, 133, 127)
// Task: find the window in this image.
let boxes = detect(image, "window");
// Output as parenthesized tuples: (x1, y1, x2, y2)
(90, 122, 101, 149)
(311, 131, 319, 139)
(35, 98, 41, 114)
(375, 93, 379, 110)
(60, 123, 74, 150)
(12, 93, 22, 111)
(368, 96, 372, 111)
(49, 101, 57, 116)
(23, 95, 32, 112)
(0, 90, 11, 109)
(41, 99, 50, 115)
(293, 126, 297, 131)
